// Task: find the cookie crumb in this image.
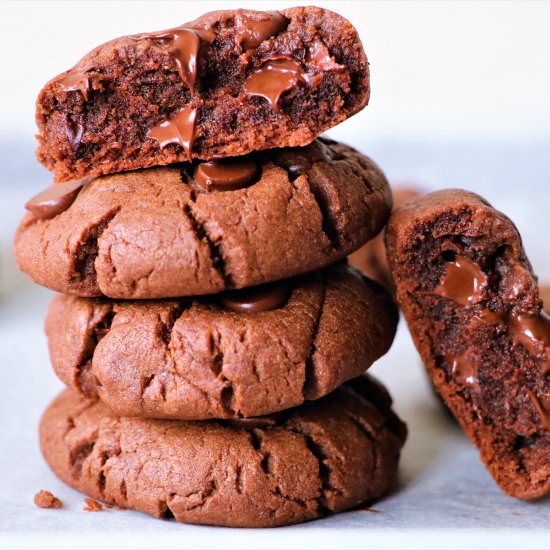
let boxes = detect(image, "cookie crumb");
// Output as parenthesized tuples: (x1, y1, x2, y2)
(34, 490, 62, 509)
(360, 506, 380, 513)
(83, 498, 103, 512)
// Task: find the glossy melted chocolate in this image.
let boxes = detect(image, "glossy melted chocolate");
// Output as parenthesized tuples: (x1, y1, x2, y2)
(432, 255, 550, 426)
(233, 10, 287, 50)
(147, 105, 198, 160)
(53, 71, 90, 100)
(434, 255, 488, 306)
(244, 56, 305, 113)
(446, 353, 478, 388)
(132, 27, 215, 90)
(221, 281, 290, 313)
(194, 158, 259, 192)
(25, 178, 91, 220)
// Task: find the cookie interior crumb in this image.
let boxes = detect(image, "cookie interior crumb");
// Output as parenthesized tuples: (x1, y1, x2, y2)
(34, 490, 62, 509)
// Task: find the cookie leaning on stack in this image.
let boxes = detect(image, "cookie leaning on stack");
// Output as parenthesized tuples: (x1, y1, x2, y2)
(16, 7, 407, 527)
(386, 190, 550, 500)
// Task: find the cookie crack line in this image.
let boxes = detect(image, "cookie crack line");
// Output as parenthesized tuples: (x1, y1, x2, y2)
(286, 424, 337, 516)
(72, 207, 121, 289)
(303, 173, 341, 250)
(183, 202, 233, 288)
(74, 306, 115, 394)
(302, 277, 327, 400)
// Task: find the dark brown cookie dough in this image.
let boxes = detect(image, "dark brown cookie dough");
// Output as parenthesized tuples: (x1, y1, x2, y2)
(36, 7, 369, 182)
(386, 189, 550, 500)
(349, 187, 420, 289)
(45, 265, 398, 420)
(15, 139, 390, 299)
(39, 375, 406, 527)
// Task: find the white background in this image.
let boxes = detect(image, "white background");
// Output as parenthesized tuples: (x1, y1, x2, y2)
(1, 2, 550, 549)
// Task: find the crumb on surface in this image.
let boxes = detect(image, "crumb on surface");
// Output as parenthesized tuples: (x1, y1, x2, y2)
(83, 498, 103, 512)
(360, 506, 380, 513)
(34, 490, 62, 509)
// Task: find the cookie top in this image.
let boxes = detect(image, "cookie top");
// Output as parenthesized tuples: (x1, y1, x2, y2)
(16, 139, 391, 299)
(386, 189, 550, 500)
(40, 375, 406, 527)
(36, 7, 369, 182)
(46, 264, 398, 420)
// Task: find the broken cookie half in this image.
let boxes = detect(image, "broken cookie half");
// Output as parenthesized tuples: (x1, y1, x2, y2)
(36, 7, 369, 182)
(387, 189, 550, 500)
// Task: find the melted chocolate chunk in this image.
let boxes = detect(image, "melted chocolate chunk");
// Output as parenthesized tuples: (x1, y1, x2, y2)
(66, 116, 84, 149)
(446, 352, 478, 388)
(194, 158, 259, 192)
(221, 281, 290, 313)
(434, 256, 550, 376)
(434, 255, 488, 306)
(233, 10, 287, 50)
(148, 105, 197, 159)
(133, 27, 215, 90)
(25, 178, 91, 220)
(244, 56, 305, 113)
(53, 71, 90, 99)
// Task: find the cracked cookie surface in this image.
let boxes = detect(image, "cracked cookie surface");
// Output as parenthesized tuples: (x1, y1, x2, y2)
(39, 375, 406, 527)
(36, 7, 369, 182)
(15, 138, 391, 299)
(45, 264, 398, 420)
(386, 189, 550, 500)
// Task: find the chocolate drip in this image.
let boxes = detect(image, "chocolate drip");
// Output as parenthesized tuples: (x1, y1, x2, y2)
(434, 256, 488, 306)
(233, 10, 287, 50)
(244, 56, 304, 113)
(25, 178, 92, 220)
(53, 71, 90, 100)
(194, 158, 259, 192)
(147, 105, 198, 160)
(527, 391, 550, 430)
(433, 256, 550, 376)
(133, 27, 214, 90)
(221, 281, 290, 313)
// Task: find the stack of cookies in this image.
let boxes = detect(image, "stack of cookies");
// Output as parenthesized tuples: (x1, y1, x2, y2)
(14, 7, 407, 527)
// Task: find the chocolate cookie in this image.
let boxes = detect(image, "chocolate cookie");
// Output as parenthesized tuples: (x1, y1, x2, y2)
(45, 264, 398, 420)
(15, 139, 390, 299)
(386, 189, 550, 500)
(40, 375, 406, 527)
(349, 187, 420, 288)
(36, 7, 369, 182)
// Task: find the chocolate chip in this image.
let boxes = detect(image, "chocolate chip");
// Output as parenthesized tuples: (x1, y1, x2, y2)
(25, 178, 91, 220)
(194, 158, 259, 192)
(221, 281, 290, 313)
